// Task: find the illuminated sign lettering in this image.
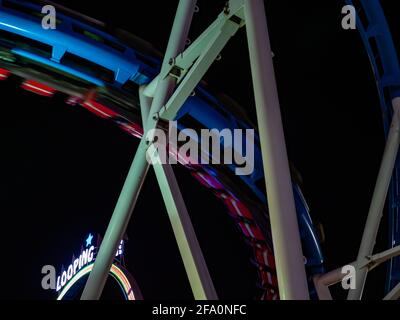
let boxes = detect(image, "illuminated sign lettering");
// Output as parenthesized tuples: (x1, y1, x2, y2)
(55, 233, 124, 293)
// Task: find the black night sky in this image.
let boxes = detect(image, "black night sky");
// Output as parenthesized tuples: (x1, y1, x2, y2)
(0, 0, 398, 300)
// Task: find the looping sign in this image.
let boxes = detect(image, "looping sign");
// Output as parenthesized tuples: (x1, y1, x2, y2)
(55, 233, 137, 300)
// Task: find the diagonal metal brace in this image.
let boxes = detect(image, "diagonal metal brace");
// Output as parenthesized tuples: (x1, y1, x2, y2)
(159, 17, 242, 121)
(313, 245, 400, 300)
(148, 144, 218, 299)
(143, 1, 245, 98)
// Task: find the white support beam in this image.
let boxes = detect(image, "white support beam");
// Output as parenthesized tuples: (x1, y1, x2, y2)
(244, 0, 309, 300)
(313, 245, 400, 300)
(145, 0, 198, 134)
(142, 0, 218, 300)
(313, 268, 346, 300)
(149, 145, 218, 299)
(365, 245, 400, 271)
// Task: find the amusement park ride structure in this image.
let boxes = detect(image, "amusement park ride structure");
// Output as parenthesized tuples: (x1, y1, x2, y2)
(81, 0, 309, 300)
(1, 0, 400, 300)
(81, 0, 400, 300)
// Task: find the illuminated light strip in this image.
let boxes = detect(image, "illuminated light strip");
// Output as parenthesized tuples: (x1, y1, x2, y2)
(220, 190, 277, 297)
(191, 171, 212, 188)
(260, 268, 273, 285)
(248, 224, 264, 240)
(57, 264, 92, 300)
(57, 263, 136, 300)
(196, 172, 223, 190)
(0, 22, 25, 32)
(118, 122, 144, 139)
(0, 68, 10, 80)
(266, 272, 273, 285)
(169, 144, 190, 165)
(109, 266, 136, 300)
(230, 197, 247, 219)
(238, 222, 264, 241)
(168, 143, 203, 166)
(21, 80, 55, 97)
(84, 102, 110, 118)
(255, 247, 272, 269)
(22, 83, 53, 95)
(221, 194, 253, 220)
(258, 269, 277, 288)
(81, 101, 117, 119)
(22, 84, 54, 96)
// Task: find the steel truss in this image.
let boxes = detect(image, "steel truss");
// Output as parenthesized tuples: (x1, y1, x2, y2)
(81, 0, 310, 300)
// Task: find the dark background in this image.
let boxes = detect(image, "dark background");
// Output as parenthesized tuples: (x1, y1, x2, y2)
(0, 0, 397, 299)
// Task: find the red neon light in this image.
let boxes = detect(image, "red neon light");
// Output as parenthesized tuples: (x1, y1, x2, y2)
(190, 171, 224, 190)
(21, 80, 56, 97)
(81, 100, 118, 119)
(217, 193, 254, 220)
(119, 121, 144, 139)
(0, 68, 10, 80)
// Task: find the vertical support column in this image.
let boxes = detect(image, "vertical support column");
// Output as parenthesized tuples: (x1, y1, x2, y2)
(81, 0, 197, 300)
(146, 0, 198, 133)
(144, 0, 217, 299)
(348, 97, 400, 300)
(244, 0, 309, 299)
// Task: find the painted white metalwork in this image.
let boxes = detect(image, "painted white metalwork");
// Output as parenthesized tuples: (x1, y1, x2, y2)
(81, 0, 210, 300)
(244, 0, 309, 300)
(314, 245, 400, 300)
(82, 0, 310, 300)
